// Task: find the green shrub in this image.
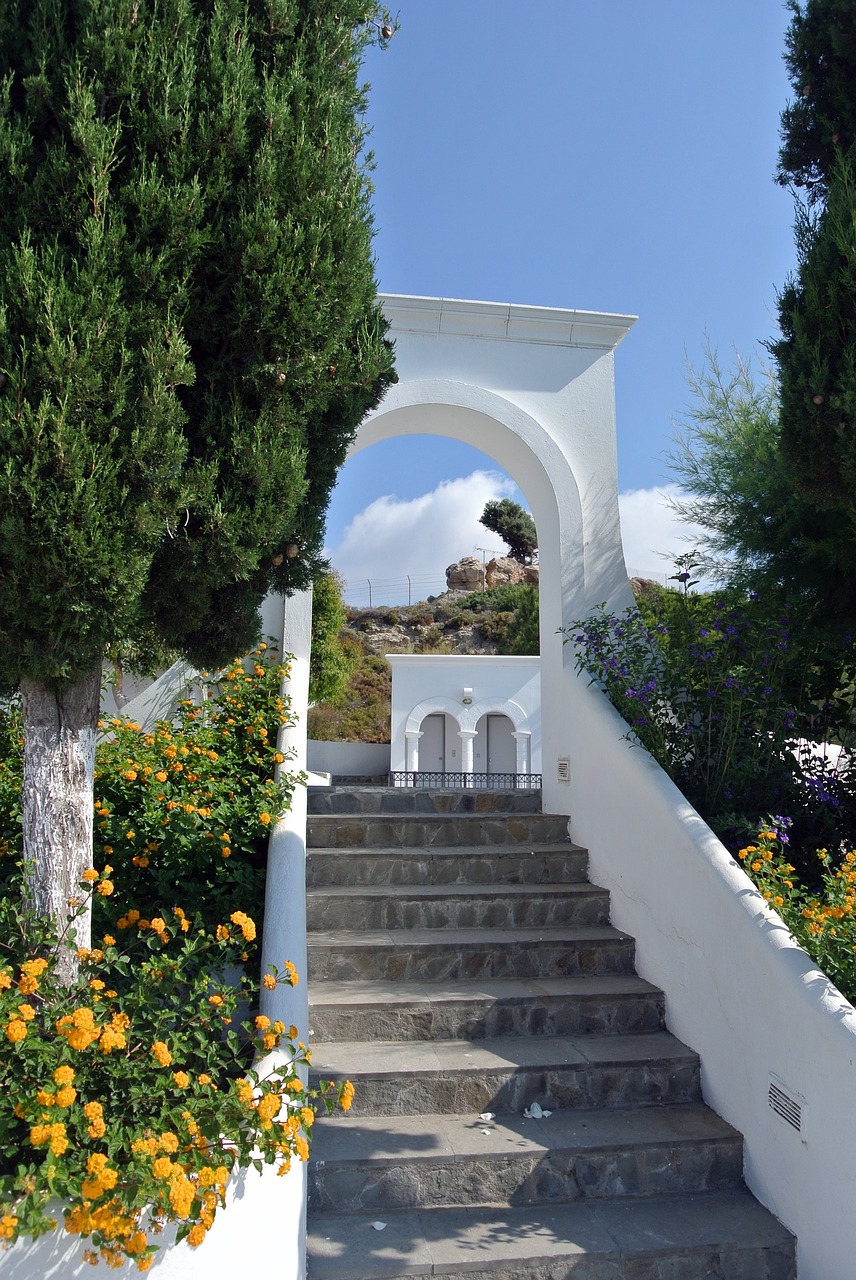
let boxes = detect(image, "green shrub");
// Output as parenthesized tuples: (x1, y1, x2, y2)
(458, 584, 531, 614)
(476, 611, 516, 646)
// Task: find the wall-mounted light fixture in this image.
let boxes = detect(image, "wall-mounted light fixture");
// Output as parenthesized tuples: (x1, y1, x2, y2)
(462, 687, 473, 705)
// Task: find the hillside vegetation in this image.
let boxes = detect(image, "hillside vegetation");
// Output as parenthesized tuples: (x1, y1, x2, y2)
(307, 584, 538, 743)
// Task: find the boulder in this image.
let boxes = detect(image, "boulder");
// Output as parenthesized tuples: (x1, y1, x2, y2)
(445, 556, 485, 591)
(485, 556, 524, 588)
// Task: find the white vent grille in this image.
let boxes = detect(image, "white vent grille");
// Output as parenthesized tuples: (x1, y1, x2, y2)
(557, 757, 570, 783)
(768, 1076, 803, 1134)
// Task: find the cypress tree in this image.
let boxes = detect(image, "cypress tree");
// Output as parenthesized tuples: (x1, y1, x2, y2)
(0, 0, 395, 974)
(773, 0, 856, 611)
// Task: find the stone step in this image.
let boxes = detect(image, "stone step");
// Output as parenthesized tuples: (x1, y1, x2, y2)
(308, 1103, 744, 1214)
(306, 811, 570, 849)
(306, 882, 610, 932)
(308, 786, 543, 816)
(308, 975, 665, 1043)
(309, 1031, 701, 1117)
(306, 843, 589, 888)
(307, 1188, 795, 1279)
(307, 925, 635, 983)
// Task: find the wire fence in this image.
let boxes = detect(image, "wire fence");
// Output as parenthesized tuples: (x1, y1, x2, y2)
(340, 572, 452, 608)
(338, 565, 675, 609)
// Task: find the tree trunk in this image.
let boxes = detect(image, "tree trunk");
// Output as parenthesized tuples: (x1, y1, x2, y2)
(21, 666, 101, 985)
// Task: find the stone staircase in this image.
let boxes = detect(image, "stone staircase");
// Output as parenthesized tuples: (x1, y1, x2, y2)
(305, 787, 795, 1280)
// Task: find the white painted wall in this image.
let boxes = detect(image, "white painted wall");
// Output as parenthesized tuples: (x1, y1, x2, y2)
(306, 739, 391, 777)
(554, 665, 856, 1280)
(0, 1161, 305, 1279)
(387, 653, 541, 775)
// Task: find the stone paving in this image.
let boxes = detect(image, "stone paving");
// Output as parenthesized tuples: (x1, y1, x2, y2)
(305, 787, 795, 1279)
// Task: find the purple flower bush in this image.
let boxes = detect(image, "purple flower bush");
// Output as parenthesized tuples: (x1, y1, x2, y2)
(565, 584, 854, 877)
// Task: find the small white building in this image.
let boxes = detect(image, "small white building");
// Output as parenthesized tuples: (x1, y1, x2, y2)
(388, 653, 541, 785)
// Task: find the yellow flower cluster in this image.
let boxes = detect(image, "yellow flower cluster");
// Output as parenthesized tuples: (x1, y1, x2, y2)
(85, 1100, 107, 1138)
(151, 1041, 172, 1067)
(30, 1120, 68, 1156)
(739, 825, 856, 1001)
(229, 911, 256, 942)
(0, 648, 326, 1267)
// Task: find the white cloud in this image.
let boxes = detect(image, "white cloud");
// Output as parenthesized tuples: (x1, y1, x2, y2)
(326, 470, 517, 604)
(618, 483, 709, 585)
(326, 477, 710, 605)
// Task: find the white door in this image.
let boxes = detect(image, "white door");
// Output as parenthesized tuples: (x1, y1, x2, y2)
(419, 714, 445, 775)
(486, 714, 516, 776)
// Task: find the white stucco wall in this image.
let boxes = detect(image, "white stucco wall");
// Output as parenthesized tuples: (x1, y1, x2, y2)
(387, 653, 541, 775)
(306, 739, 391, 777)
(553, 665, 856, 1280)
(0, 1162, 305, 1279)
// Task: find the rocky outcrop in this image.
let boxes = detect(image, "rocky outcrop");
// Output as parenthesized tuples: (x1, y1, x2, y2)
(445, 556, 485, 591)
(484, 557, 539, 588)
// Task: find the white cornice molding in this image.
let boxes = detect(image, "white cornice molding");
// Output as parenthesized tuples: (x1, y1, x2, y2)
(386, 653, 540, 666)
(379, 293, 637, 351)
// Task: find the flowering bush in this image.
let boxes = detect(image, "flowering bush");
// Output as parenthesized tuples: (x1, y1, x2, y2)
(89, 645, 298, 941)
(1, 644, 298, 950)
(0, 646, 353, 1268)
(738, 820, 856, 1004)
(566, 585, 855, 872)
(0, 883, 352, 1269)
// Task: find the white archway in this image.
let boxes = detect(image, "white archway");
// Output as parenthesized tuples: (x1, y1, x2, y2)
(354, 295, 636, 805)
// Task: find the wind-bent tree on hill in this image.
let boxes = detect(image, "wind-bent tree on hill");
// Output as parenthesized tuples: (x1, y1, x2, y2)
(0, 0, 395, 977)
(480, 499, 538, 564)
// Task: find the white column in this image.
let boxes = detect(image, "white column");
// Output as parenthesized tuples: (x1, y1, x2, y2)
(404, 730, 422, 780)
(256, 587, 312, 1280)
(459, 729, 478, 783)
(512, 731, 531, 777)
(260, 587, 312, 1058)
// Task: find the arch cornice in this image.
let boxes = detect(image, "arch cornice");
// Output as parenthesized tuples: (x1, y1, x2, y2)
(404, 697, 464, 737)
(467, 698, 529, 734)
(404, 695, 530, 738)
(353, 378, 576, 496)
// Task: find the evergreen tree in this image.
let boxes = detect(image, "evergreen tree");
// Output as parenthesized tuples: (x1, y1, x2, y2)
(0, 0, 394, 973)
(480, 499, 538, 564)
(772, 0, 856, 609)
(310, 570, 354, 705)
(777, 0, 856, 201)
(671, 0, 856, 648)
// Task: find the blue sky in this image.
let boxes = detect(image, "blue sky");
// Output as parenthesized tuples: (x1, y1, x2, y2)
(325, 2, 796, 604)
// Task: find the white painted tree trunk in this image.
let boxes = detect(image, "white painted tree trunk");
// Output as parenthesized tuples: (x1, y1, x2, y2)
(20, 667, 100, 984)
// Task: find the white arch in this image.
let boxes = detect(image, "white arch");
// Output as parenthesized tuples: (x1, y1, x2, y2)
(463, 697, 528, 736)
(352, 380, 577, 647)
(404, 696, 464, 737)
(353, 295, 636, 809)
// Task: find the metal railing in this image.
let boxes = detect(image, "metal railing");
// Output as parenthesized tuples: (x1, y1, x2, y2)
(389, 771, 542, 790)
